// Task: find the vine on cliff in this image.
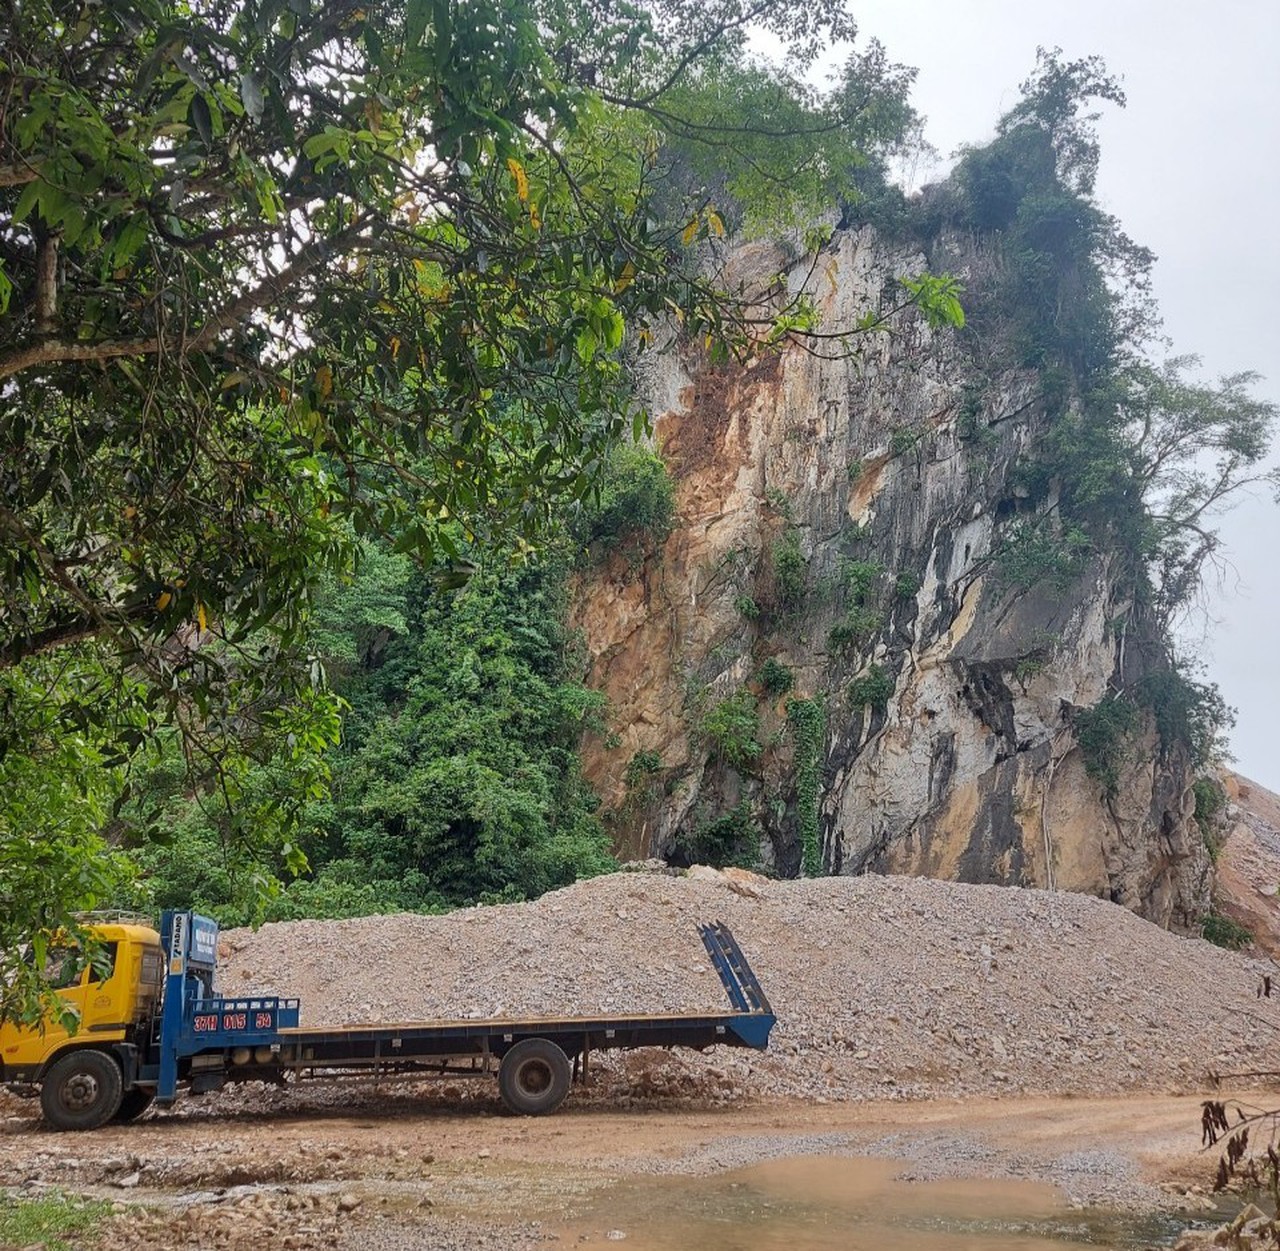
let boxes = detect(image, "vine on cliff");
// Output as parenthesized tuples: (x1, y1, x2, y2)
(787, 697, 825, 876)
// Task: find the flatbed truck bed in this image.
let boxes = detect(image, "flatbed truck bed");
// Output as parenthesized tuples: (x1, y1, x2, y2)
(4, 913, 776, 1128)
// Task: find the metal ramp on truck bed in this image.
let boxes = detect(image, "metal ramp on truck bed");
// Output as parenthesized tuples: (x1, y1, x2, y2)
(698, 920, 772, 1017)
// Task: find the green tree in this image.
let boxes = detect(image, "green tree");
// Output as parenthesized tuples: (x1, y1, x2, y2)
(0, 655, 136, 1024)
(950, 50, 1274, 779)
(132, 548, 614, 919)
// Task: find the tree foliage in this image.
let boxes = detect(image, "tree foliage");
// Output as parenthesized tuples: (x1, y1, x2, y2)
(132, 544, 614, 921)
(0, 654, 135, 1024)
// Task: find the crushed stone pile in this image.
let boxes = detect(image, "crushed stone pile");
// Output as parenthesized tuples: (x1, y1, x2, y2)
(219, 870, 1275, 1103)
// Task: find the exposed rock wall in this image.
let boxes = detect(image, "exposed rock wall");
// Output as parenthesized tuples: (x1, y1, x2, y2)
(571, 225, 1210, 930)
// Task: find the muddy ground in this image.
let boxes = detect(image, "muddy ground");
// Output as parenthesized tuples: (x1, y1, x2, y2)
(0, 1081, 1246, 1250)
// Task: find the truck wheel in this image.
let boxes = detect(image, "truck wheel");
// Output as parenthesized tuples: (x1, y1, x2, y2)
(40, 1050, 123, 1131)
(113, 1088, 155, 1123)
(498, 1039, 571, 1116)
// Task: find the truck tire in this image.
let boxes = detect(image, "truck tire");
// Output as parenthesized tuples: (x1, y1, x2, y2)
(113, 1088, 155, 1123)
(498, 1039, 571, 1116)
(40, 1050, 123, 1131)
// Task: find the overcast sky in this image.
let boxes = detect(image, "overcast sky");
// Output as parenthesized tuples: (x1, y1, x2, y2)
(799, 2, 1280, 788)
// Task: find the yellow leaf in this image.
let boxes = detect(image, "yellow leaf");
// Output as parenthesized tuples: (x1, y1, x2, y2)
(196, 602, 207, 632)
(315, 363, 333, 399)
(707, 210, 725, 238)
(389, 336, 401, 360)
(155, 590, 172, 612)
(123, 505, 137, 520)
(613, 260, 636, 293)
(529, 202, 540, 230)
(506, 157, 529, 202)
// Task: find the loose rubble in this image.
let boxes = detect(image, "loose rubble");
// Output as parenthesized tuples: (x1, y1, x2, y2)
(214, 868, 1276, 1105)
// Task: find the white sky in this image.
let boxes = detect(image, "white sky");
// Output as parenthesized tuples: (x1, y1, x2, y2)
(798, 1, 1280, 788)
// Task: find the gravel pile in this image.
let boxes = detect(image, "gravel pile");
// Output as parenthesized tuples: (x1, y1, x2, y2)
(219, 869, 1276, 1102)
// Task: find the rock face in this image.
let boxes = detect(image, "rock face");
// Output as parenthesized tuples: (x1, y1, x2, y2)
(571, 225, 1210, 930)
(1214, 773, 1280, 956)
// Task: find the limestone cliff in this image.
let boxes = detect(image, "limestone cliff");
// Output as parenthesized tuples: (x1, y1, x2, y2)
(570, 224, 1210, 931)
(1214, 774, 1280, 956)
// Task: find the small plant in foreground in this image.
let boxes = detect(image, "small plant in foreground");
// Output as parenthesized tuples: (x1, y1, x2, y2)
(0, 1192, 110, 1251)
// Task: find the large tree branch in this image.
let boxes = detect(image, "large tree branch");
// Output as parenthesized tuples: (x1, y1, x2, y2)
(0, 217, 370, 381)
(0, 613, 115, 666)
(0, 163, 40, 188)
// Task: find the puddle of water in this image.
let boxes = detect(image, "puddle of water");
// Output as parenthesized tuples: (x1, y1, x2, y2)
(558, 1156, 1183, 1250)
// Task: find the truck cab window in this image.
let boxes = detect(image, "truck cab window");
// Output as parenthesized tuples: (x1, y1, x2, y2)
(140, 946, 164, 987)
(42, 949, 84, 990)
(88, 943, 118, 985)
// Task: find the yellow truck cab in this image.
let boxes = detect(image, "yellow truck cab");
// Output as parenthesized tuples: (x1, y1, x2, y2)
(0, 916, 165, 1128)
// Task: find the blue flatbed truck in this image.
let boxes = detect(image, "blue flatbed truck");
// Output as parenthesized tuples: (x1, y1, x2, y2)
(1, 910, 775, 1129)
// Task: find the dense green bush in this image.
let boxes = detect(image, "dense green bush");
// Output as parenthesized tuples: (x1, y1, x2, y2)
(1192, 776, 1228, 860)
(625, 750, 663, 788)
(671, 801, 762, 870)
(828, 607, 882, 653)
(757, 658, 794, 696)
(894, 571, 920, 599)
(699, 691, 761, 771)
(995, 522, 1092, 592)
(1137, 666, 1234, 768)
(786, 698, 824, 876)
(770, 529, 808, 612)
(1193, 776, 1227, 835)
(889, 425, 922, 456)
(1074, 694, 1140, 798)
(572, 444, 675, 552)
(1202, 911, 1252, 951)
(131, 548, 616, 922)
(840, 558, 882, 600)
(848, 664, 894, 712)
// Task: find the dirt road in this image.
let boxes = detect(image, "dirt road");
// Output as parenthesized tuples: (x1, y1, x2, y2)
(0, 1083, 1238, 1249)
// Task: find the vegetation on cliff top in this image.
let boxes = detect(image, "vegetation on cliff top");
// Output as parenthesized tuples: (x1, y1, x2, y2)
(937, 51, 1274, 789)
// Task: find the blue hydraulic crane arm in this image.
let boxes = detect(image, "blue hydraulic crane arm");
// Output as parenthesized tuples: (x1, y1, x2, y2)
(156, 910, 209, 1105)
(156, 910, 302, 1105)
